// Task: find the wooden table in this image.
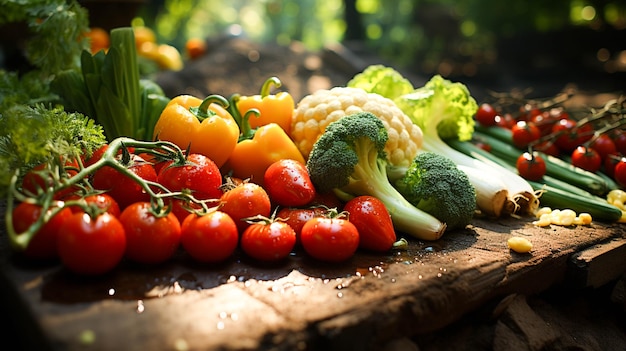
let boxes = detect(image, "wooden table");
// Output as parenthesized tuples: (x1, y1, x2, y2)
(2, 213, 625, 351)
(3, 38, 626, 351)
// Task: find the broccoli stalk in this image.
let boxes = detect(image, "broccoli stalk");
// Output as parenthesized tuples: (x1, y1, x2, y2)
(306, 112, 446, 241)
(394, 152, 476, 231)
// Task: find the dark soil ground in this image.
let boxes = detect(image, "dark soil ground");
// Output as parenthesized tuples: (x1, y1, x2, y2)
(153, 36, 626, 350)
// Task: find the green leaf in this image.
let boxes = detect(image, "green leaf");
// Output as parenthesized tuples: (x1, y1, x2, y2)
(140, 92, 170, 141)
(51, 70, 95, 118)
(96, 85, 133, 139)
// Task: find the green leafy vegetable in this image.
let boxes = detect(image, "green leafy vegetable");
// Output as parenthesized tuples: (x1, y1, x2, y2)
(347, 64, 414, 100)
(53, 27, 170, 141)
(139, 79, 171, 141)
(0, 104, 106, 197)
(0, 70, 59, 112)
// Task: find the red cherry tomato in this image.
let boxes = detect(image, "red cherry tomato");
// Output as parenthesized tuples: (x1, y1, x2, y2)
(530, 110, 560, 136)
(119, 202, 181, 265)
(551, 119, 594, 153)
(22, 158, 81, 199)
(167, 198, 205, 224)
(92, 154, 158, 209)
(495, 113, 516, 129)
(604, 152, 622, 178)
(135, 151, 171, 175)
(240, 221, 296, 262)
(343, 196, 395, 252)
(84, 144, 108, 168)
(66, 193, 121, 217)
(555, 109, 570, 120)
(533, 140, 560, 157)
(571, 145, 602, 173)
(180, 211, 239, 263)
(610, 130, 626, 155)
(300, 216, 359, 262)
(264, 159, 317, 207)
(308, 191, 344, 210)
(518, 104, 541, 122)
(475, 103, 498, 126)
(11, 202, 73, 260)
(516, 152, 546, 181)
(219, 182, 272, 233)
(589, 134, 616, 162)
(511, 121, 541, 149)
(613, 158, 626, 188)
(157, 153, 223, 201)
(276, 206, 328, 243)
(84, 144, 135, 168)
(57, 212, 126, 275)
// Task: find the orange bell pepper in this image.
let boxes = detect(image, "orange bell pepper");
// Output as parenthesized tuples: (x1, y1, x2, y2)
(222, 101, 305, 185)
(235, 76, 295, 134)
(152, 94, 239, 167)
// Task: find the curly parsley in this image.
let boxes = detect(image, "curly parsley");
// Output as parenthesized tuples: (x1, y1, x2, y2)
(0, 104, 106, 197)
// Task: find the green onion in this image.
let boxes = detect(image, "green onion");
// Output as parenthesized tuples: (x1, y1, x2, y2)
(52, 27, 170, 141)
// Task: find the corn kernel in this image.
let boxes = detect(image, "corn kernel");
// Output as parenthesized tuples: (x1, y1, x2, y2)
(533, 206, 594, 227)
(559, 209, 576, 226)
(549, 209, 561, 225)
(608, 189, 626, 210)
(559, 217, 572, 226)
(535, 207, 552, 218)
(507, 236, 533, 253)
(577, 213, 592, 225)
(532, 213, 552, 227)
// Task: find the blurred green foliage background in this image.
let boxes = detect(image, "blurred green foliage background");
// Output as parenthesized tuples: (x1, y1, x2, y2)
(134, 0, 626, 79)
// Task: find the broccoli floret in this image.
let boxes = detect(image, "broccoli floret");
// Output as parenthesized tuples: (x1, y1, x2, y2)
(306, 111, 446, 241)
(394, 152, 476, 231)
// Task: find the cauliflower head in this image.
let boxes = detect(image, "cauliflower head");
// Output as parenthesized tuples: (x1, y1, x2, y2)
(291, 86, 423, 167)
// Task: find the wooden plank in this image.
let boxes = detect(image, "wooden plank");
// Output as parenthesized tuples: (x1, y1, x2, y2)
(2, 216, 626, 351)
(568, 238, 626, 288)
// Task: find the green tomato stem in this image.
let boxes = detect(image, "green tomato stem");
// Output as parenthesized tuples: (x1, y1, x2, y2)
(4, 137, 208, 251)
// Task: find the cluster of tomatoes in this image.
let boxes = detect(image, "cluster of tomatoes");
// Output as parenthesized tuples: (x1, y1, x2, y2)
(11, 143, 398, 276)
(474, 101, 626, 186)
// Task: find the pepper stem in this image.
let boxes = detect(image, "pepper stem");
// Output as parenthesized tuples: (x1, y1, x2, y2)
(238, 108, 260, 142)
(190, 95, 230, 121)
(228, 94, 260, 142)
(260, 76, 282, 98)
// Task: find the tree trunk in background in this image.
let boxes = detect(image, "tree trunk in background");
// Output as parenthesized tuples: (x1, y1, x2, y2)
(343, 0, 365, 42)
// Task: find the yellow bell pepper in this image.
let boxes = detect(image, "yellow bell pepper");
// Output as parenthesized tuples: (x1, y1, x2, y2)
(222, 104, 305, 185)
(235, 76, 295, 134)
(152, 94, 239, 167)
